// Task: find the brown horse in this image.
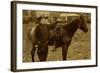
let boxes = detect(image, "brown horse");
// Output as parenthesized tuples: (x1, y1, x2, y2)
(30, 15, 88, 62)
(52, 15, 88, 60)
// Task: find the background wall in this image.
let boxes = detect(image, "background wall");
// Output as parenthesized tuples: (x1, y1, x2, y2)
(0, 0, 99, 73)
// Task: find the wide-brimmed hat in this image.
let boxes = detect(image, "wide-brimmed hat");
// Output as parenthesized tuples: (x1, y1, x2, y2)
(37, 16, 48, 21)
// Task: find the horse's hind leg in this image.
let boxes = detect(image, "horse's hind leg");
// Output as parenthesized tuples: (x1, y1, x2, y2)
(31, 44, 36, 62)
(62, 44, 69, 60)
(37, 45, 48, 61)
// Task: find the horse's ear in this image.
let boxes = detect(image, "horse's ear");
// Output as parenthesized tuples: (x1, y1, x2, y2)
(80, 14, 86, 22)
(80, 14, 87, 25)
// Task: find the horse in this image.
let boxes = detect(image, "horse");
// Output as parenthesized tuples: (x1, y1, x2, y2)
(51, 15, 88, 60)
(29, 15, 88, 62)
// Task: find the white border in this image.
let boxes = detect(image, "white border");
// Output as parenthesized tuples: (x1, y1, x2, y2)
(16, 3, 96, 69)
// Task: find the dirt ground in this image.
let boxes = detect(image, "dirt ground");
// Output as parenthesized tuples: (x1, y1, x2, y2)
(23, 22, 91, 62)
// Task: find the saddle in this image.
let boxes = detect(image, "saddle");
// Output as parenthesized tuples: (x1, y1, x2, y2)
(48, 24, 63, 46)
(55, 24, 63, 41)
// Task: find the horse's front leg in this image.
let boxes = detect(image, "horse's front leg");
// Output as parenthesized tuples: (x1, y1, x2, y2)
(62, 43, 69, 60)
(31, 44, 36, 62)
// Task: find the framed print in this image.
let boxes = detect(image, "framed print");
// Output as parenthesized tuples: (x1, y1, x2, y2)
(11, 1, 98, 72)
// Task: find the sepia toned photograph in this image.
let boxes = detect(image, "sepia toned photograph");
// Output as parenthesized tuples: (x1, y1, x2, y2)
(11, 1, 97, 72)
(23, 10, 91, 62)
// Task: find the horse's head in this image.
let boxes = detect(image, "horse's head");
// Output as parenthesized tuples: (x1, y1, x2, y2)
(79, 15, 88, 32)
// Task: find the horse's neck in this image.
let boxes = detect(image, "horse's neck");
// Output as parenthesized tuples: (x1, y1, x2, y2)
(63, 19, 79, 37)
(47, 22, 57, 29)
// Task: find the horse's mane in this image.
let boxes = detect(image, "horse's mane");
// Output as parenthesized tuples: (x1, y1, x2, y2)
(62, 16, 81, 30)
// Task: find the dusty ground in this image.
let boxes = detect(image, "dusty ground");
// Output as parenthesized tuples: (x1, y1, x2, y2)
(23, 22, 91, 62)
